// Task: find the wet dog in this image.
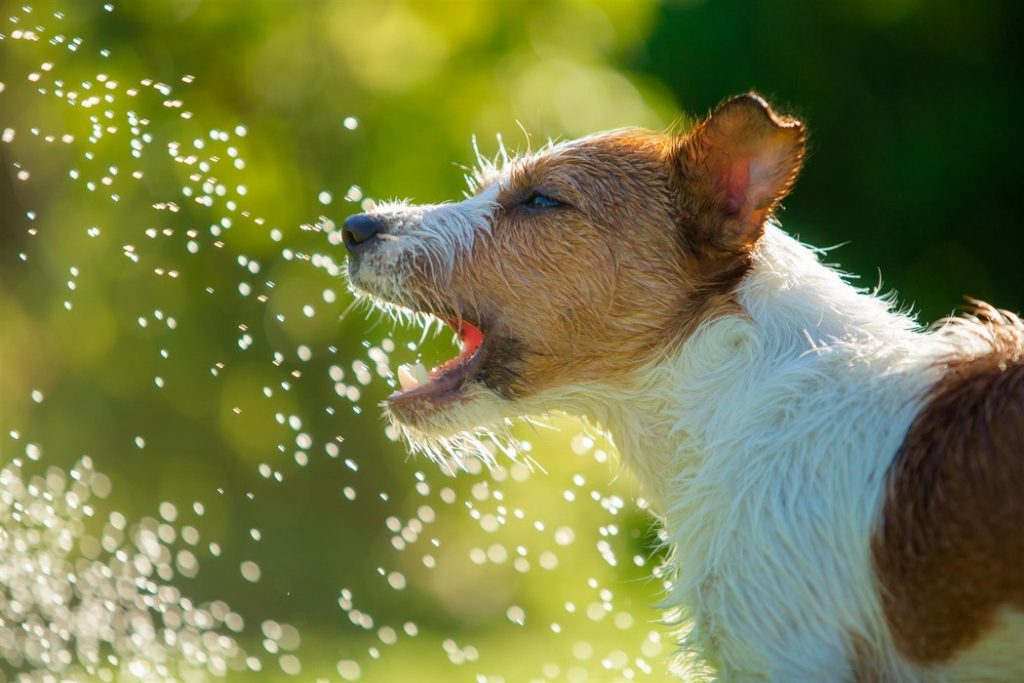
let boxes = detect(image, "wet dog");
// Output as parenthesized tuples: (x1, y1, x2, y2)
(343, 93, 1024, 681)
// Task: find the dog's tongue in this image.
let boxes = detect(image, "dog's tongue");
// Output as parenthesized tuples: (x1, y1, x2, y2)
(451, 320, 484, 360)
(396, 320, 484, 391)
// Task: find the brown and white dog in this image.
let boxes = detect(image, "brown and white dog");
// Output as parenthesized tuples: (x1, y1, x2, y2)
(342, 94, 1024, 682)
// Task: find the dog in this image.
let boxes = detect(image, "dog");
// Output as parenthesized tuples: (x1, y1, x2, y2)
(342, 93, 1024, 682)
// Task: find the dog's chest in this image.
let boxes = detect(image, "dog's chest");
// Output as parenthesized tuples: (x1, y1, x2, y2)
(655, 358, 934, 679)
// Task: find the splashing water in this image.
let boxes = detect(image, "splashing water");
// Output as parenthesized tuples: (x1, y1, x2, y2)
(1, 2, 678, 681)
(0, 456, 250, 681)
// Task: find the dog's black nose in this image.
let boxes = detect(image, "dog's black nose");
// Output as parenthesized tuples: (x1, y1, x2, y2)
(342, 214, 384, 251)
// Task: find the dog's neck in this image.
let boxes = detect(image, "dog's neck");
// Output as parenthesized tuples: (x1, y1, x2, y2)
(567, 225, 933, 508)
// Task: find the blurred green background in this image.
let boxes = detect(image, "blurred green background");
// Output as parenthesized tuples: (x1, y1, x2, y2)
(1, 0, 1021, 681)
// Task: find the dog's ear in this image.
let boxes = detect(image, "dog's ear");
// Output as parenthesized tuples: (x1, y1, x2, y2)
(677, 93, 805, 252)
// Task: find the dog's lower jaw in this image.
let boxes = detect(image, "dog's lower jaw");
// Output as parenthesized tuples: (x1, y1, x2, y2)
(384, 379, 524, 466)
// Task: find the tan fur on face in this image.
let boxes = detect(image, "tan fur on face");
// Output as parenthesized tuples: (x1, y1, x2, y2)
(394, 97, 806, 407)
(408, 130, 701, 398)
(873, 303, 1024, 665)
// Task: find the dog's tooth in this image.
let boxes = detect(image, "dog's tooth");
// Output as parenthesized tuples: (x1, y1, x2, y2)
(412, 362, 430, 385)
(397, 364, 419, 391)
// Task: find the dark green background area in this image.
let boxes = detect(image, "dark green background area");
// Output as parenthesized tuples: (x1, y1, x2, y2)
(638, 0, 1024, 319)
(1, 1, 1021, 681)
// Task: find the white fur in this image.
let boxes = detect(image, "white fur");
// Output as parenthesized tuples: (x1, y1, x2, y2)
(347, 183, 500, 312)
(532, 226, 1021, 681)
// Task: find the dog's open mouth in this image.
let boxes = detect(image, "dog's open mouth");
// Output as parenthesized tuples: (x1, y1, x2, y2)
(389, 317, 488, 410)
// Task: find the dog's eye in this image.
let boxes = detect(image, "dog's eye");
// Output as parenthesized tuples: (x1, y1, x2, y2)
(523, 192, 562, 209)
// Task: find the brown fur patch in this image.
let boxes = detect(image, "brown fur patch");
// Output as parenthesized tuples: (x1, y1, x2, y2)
(873, 304, 1024, 664)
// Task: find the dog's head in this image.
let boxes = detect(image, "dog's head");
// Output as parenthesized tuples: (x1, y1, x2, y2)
(344, 93, 805, 450)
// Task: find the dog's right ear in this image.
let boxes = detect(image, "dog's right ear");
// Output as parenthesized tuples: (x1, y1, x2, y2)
(676, 93, 806, 253)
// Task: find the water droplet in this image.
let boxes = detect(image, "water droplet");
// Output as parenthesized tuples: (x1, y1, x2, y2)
(159, 501, 177, 522)
(279, 654, 301, 675)
(240, 560, 262, 582)
(337, 660, 361, 680)
(555, 526, 576, 546)
(386, 571, 406, 590)
(506, 605, 526, 625)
